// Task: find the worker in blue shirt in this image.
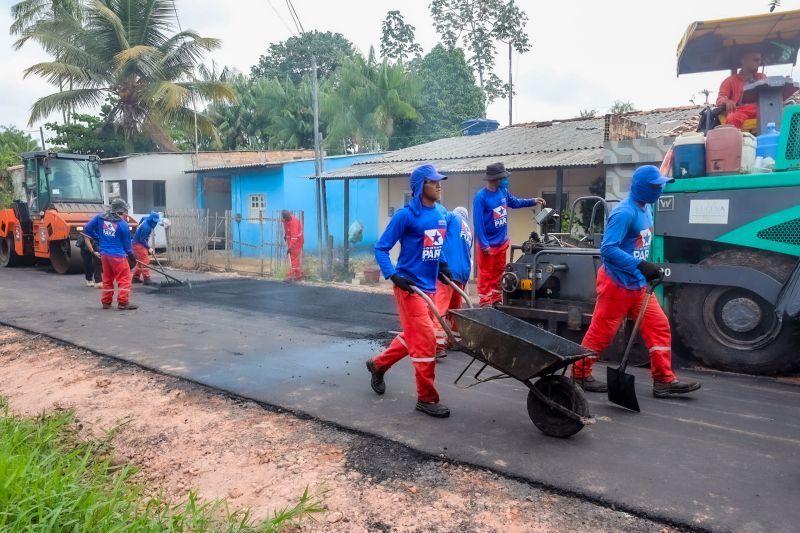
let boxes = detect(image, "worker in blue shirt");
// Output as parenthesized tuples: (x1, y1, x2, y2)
(572, 165, 700, 398)
(132, 211, 160, 285)
(433, 206, 473, 357)
(83, 198, 137, 310)
(473, 162, 544, 307)
(366, 163, 453, 418)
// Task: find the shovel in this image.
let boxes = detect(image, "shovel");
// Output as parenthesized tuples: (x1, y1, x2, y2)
(607, 273, 663, 412)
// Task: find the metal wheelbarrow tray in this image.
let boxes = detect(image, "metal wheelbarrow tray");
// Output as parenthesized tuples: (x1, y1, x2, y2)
(450, 307, 594, 438)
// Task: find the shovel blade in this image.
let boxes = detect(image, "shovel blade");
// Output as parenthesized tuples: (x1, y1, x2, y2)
(607, 366, 640, 412)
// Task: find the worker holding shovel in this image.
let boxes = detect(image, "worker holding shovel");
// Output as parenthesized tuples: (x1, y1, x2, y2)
(132, 211, 160, 286)
(281, 210, 304, 282)
(83, 198, 137, 310)
(571, 165, 700, 398)
(366, 163, 453, 418)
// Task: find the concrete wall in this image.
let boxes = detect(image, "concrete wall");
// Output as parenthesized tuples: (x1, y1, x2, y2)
(100, 153, 195, 246)
(604, 138, 673, 201)
(376, 166, 603, 268)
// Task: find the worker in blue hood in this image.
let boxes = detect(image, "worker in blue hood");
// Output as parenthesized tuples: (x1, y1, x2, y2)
(572, 165, 701, 399)
(368, 163, 453, 418)
(132, 211, 160, 285)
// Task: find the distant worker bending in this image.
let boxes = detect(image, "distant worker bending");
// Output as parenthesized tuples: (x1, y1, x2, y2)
(132, 211, 160, 286)
(473, 162, 544, 307)
(281, 210, 304, 282)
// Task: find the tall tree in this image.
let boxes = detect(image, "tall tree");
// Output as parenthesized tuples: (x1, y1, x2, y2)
(250, 31, 357, 83)
(14, 0, 235, 152)
(392, 44, 484, 148)
(323, 51, 421, 152)
(380, 10, 423, 63)
(44, 105, 157, 157)
(430, 0, 531, 104)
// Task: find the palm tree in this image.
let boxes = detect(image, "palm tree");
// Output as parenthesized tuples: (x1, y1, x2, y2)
(14, 0, 235, 151)
(323, 51, 421, 152)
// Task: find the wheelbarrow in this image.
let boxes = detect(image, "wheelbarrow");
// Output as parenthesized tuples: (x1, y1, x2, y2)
(413, 277, 594, 438)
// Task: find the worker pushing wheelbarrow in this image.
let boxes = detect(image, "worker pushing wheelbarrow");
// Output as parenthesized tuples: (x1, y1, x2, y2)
(419, 275, 594, 438)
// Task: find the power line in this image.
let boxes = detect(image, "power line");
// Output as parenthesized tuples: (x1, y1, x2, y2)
(266, 0, 297, 37)
(284, 0, 305, 35)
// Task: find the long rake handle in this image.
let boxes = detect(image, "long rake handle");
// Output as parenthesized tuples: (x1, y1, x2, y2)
(135, 259, 184, 285)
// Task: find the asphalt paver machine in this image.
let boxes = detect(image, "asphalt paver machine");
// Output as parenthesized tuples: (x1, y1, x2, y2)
(500, 11, 800, 374)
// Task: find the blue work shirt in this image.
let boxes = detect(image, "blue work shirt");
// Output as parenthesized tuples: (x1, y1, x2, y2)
(84, 214, 133, 258)
(473, 187, 536, 249)
(442, 211, 472, 284)
(600, 196, 652, 290)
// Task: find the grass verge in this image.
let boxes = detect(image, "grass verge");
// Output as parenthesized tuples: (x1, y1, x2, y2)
(0, 397, 325, 532)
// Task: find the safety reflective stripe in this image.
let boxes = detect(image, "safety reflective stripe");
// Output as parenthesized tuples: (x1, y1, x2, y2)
(410, 356, 436, 363)
(396, 335, 408, 348)
(101, 289, 115, 292)
(649, 346, 671, 353)
(118, 288, 131, 292)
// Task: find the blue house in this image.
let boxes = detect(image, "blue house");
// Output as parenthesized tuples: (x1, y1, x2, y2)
(191, 154, 379, 256)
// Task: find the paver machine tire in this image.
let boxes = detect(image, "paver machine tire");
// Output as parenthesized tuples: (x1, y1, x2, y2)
(527, 375, 589, 438)
(673, 249, 800, 374)
(0, 236, 20, 267)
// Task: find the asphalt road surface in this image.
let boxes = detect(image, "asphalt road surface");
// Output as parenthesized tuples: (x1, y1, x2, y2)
(1, 267, 798, 532)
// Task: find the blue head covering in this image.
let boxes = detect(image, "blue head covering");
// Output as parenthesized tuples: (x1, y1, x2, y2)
(630, 165, 674, 204)
(408, 164, 447, 214)
(146, 211, 160, 227)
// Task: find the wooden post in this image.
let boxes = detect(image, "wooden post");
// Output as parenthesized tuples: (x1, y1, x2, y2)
(225, 209, 231, 271)
(343, 178, 350, 278)
(259, 210, 264, 276)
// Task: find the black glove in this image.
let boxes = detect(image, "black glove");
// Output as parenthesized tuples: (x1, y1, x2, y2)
(390, 274, 415, 294)
(636, 260, 662, 282)
(438, 262, 453, 283)
(128, 252, 136, 263)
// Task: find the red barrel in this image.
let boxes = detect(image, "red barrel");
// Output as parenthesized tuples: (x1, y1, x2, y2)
(706, 125, 743, 176)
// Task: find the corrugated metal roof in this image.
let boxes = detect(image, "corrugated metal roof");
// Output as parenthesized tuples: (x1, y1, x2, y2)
(318, 106, 702, 179)
(185, 162, 284, 174)
(320, 149, 604, 179)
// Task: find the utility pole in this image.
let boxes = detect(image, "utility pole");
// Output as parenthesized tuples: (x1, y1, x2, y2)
(312, 55, 325, 279)
(508, 42, 513, 126)
(39, 127, 46, 150)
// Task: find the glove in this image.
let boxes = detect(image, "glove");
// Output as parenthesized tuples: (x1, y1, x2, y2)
(390, 274, 415, 294)
(636, 260, 662, 282)
(128, 252, 136, 263)
(438, 262, 453, 283)
(149, 248, 155, 255)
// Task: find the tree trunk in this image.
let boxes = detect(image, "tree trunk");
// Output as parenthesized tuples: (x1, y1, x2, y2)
(142, 118, 180, 152)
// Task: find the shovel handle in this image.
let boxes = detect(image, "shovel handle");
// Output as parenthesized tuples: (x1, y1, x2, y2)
(618, 270, 665, 372)
(410, 286, 459, 346)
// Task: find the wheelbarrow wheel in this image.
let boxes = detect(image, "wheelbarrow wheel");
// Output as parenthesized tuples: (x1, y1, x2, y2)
(527, 375, 589, 438)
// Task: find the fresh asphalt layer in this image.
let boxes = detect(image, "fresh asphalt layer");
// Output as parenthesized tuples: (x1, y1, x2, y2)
(1, 267, 798, 532)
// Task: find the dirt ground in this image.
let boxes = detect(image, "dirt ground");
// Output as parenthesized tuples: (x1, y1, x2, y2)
(0, 326, 680, 532)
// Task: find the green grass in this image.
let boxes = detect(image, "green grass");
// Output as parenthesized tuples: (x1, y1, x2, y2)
(0, 397, 325, 532)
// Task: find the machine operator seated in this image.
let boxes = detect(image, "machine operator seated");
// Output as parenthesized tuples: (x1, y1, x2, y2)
(716, 49, 766, 130)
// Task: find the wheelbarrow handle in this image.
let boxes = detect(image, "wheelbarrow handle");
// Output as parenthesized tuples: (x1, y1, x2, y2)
(410, 286, 459, 346)
(438, 273, 475, 309)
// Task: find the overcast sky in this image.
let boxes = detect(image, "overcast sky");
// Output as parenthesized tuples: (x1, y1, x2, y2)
(1, 0, 798, 140)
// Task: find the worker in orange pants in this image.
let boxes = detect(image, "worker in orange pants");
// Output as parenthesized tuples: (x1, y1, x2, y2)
(433, 206, 472, 356)
(473, 162, 544, 307)
(83, 198, 137, 310)
(282, 210, 304, 281)
(132, 211, 160, 285)
(366, 164, 452, 418)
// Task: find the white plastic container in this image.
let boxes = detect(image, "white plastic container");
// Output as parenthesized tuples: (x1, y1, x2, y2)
(740, 132, 757, 174)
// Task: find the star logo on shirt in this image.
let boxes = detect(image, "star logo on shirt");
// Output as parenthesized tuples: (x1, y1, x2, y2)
(493, 205, 507, 219)
(424, 228, 445, 247)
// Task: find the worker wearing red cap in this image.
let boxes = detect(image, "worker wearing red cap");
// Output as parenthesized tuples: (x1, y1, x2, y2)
(572, 165, 700, 398)
(282, 210, 304, 281)
(366, 163, 453, 418)
(473, 162, 544, 307)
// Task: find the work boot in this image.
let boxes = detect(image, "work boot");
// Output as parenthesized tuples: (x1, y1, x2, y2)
(416, 401, 450, 418)
(117, 303, 139, 311)
(653, 379, 701, 398)
(102, 303, 111, 309)
(435, 349, 447, 360)
(132, 277, 142, 284)
(574, 375, 608, 393)
(366, 360, 385, 395)
(85, 279, 94, 287)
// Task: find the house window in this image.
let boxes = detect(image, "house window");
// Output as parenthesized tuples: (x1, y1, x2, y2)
(132, 180, 166, 213)
(248, 194, 266, 219)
